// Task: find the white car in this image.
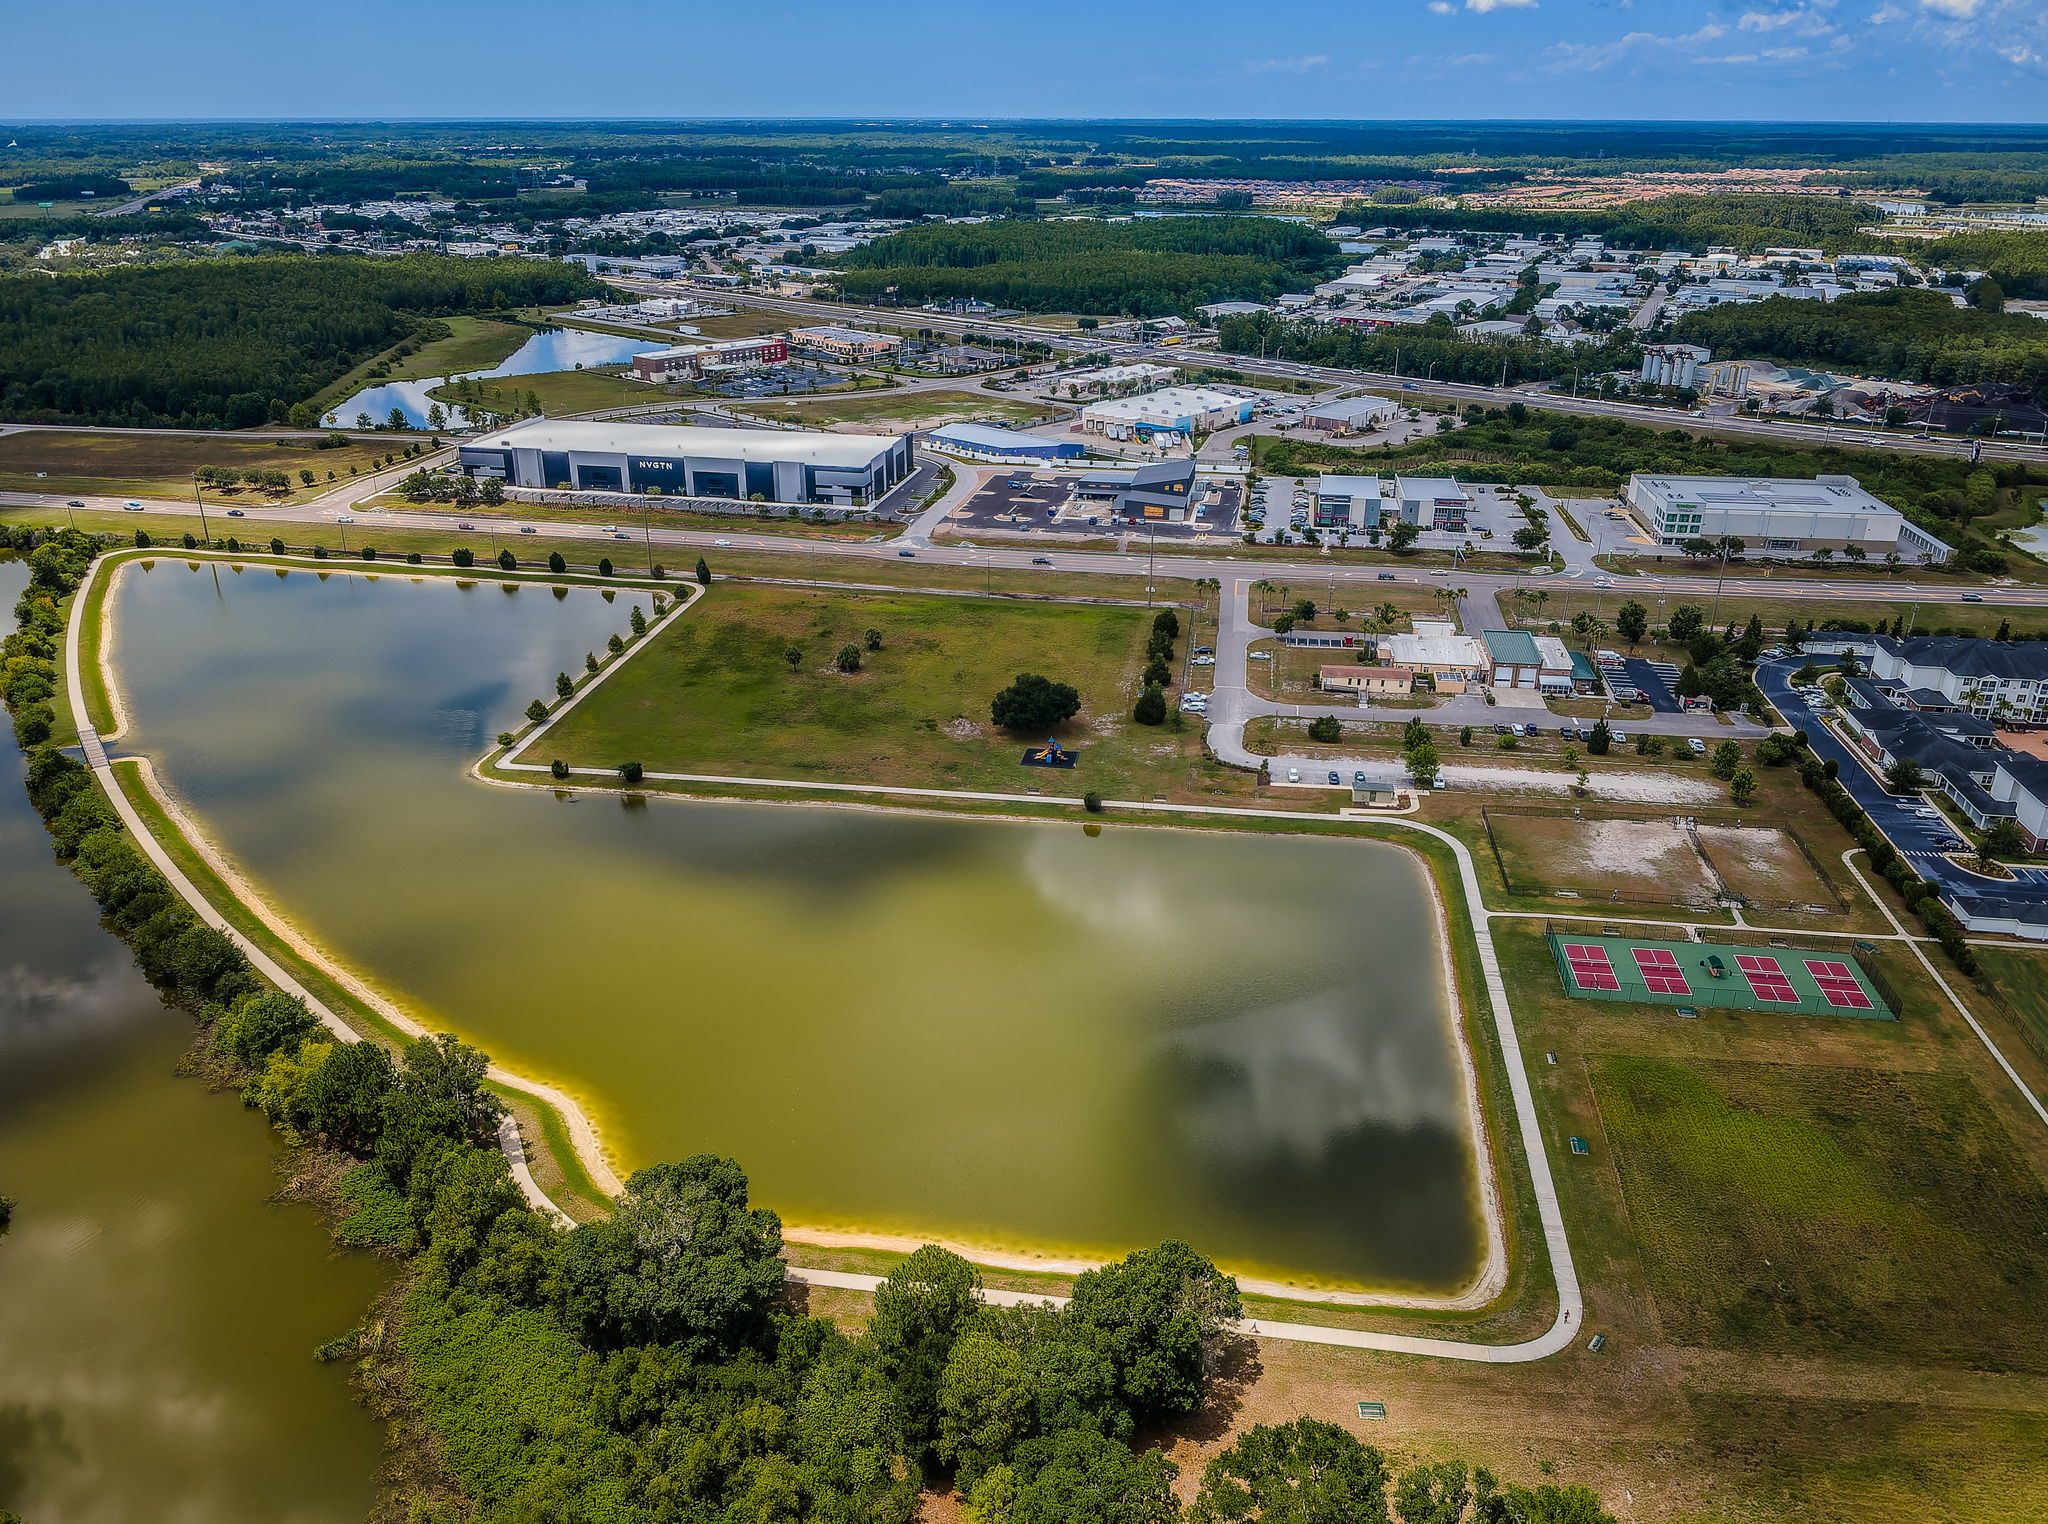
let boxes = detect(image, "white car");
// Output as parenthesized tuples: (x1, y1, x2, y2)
(336, 515, 354, 524)
(713, 538, 732, 547)
(1191, 655, 1217, 666)
(1248, 650, 1273, 661)
(1610, 730, 1628, 744)
(1286, 768, 1301, 783)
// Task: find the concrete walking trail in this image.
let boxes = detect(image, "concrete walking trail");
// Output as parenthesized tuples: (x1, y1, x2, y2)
(64, 546, 1594, 1359)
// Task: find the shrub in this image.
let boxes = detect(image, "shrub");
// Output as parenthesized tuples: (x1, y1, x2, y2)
(1132, 685, 1167, 725)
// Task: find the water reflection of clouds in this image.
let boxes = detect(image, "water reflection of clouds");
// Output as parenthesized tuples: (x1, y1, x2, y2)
(0, 956, 154, 1064)
(1165, 983, 1460, 1160)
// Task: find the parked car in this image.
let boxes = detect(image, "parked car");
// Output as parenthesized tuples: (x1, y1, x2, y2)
(1248, 650, 1272, 661)
(1522, 723, 1539, 737)
(1687, 737, 1707, 755)
(1328, 771, 1342, 786)
(1494, 723, 1512, 735)
(1353, 770, 1368, 784)
(1560, 725, 1579, 740)
(1610, 730, 1628, 744)
(1191, 655, 1216, 666)
(1194, 645, 1214, 654)
(1286, 768, 1301, 782)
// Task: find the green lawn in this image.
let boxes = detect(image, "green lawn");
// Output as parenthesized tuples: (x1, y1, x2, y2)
(535, 582, 1257, 802)
(0, 430, 407, 503)
(308, 315, 536, 412)
(733, 389, 1065, 431)
(429, 367, 656, 417)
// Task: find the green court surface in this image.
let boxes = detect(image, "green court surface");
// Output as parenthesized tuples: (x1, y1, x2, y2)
(1547, 932, 1895, 1019)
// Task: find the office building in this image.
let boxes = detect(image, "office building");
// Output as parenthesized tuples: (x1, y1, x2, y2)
(787, 325, 903, 362)
(456, 419, 913, 509)
(1301, 395, 1399, 436)
(1070, 460, 1199, 520)
(926, 422, 1083, 462)
(1624, 473, 1952, 561)
(629, 337, 787, 383)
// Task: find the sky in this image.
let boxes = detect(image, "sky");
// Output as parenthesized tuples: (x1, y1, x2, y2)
(7, 0, 2047, 124)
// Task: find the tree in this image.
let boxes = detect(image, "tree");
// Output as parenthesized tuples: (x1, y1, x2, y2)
(1885, 755, 1927, 792)
(1189, 1419, 1391, 1524)
(836, 643, 863, 673)
(1067, 1241, 1240, 1427)
(560, 1155, 785, 1355)
(608, 633, 626, 655)
(1407, 740, 1441, 786)
(696, 557, 712, 586)
(629, 605, 648, 636)
(1511, 524, 1549, 553)
(1459, 725, 1473, 746)
(452, 547, 474, 568)
(865, 627, 884, 651)
(1667, 604, 1705, 643)
(525, 699, 548, 723)
(1387, 520, 1422, 554)
(784, 645, 805, 673)
(965, 1428, 1179, 1524)
(296, 1040, 394, 1152)
(1967, 275, 2006, 313)
(1083, 791, 1103, 813)
(992, 673, 1082, 730)
(617, 761, 643, 783)
(872, 1244, 984, 1459)
(549, 551, 567, 574)
(1709, 741, 1743, 780)
(1586, 720, 1611, 755)
(1133, 685, 1167, 725)
(551, 758, 569, 780)
(1794, 662, 1822, 685)
(556, 671, 574, 698)
(1152, 609, 1180, 640)
(1307, 715, 1341, 743)
(497, 549, 516, 571)
(1570, 612, 1607, 649)
(1402, 717, 1430, 750)
(1614, 601, 1647, 647)
(1984, 818, 2030, 861)
(599, 557, 613, 577)
(1730, 766, 1758, 805)
(212, 991, 320, 1068)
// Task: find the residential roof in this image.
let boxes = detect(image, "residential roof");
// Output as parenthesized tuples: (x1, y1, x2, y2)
(1876, 635, 2048, 682)
(1483, 629, 1542, 664)
(463, 419, 904, 469)
(1326, 664, 1415, 683)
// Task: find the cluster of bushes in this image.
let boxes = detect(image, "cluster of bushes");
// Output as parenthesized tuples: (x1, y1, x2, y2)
(1796, 755, 1978, 973)
(2, 523, 102, 747)
(398, 468, 503, 506)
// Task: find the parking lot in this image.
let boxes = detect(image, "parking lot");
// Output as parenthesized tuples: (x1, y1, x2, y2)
(949, 472, 1243, 540)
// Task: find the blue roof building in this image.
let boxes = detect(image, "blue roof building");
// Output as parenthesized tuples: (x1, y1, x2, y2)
(926, 422, 1083, 461)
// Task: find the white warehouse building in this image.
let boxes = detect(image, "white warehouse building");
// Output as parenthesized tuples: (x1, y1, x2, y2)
(1624, 473, 1951, 561)
(457, 419, 914, 509)
(1080, 386, 1255, 442)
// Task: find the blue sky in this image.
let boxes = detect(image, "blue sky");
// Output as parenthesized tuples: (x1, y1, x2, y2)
(9, 0, 2046, 123)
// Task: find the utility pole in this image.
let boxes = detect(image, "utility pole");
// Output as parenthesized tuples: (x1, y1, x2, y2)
(190, 472, 213, 545)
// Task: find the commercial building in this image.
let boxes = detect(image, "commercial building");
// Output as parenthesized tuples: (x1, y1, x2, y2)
(1301, 395, 1399, 436)
(629, 337, 787, 383)
(1482, 630, 1578, 693)
(1079, 386, 1255, 442)
(787, 325, 903, 362)
(1312, 474, 1391, 531)
(1640, 343, 1710, 390)
(1624, 473, 1952, 562)
(1070, 460, 1198, 520)
(1320, 665, 1415, 699)
(1380, 623, 1487, 693)
(456, 419, 913, 509)
(925, 422, 1083, 462)
(1395, 476, 1472, 529)
(1047, 363, 1177, 399)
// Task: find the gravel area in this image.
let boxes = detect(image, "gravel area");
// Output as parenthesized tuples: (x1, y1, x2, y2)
(1440, 764, 1725, 804)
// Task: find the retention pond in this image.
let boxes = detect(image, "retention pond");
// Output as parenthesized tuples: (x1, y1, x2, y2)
(105, 561, 1486, 1293)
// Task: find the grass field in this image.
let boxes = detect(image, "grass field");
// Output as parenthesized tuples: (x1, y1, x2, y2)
(535, 581, 1259, 803)
(0, 430, 405, 503)
(1518, 587, 2048, 641)
(734, 388, 1066, 431)
(427, 367, 654, 417)
(666, 307, 810, 341)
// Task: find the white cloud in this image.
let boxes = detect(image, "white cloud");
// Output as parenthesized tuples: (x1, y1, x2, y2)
(1464, 0, 1538, 10)
(1919, 0, 1981, 15)
(1243, 54, 1330, 72)
(1740, 9, 1801, 28)
(1427, 2, 1456, 13)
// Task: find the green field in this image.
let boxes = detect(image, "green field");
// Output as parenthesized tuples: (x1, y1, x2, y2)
(0, 430, 405, 502)
(427, 366, 654, 417)
(733, 388, 1066, 431)
(308, 315, 534, 411)
(534, 581, 1253, 802)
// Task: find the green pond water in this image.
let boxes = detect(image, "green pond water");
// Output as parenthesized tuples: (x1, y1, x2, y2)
(0, 558, 390, 1523)
(108, 561, 1484, 1290)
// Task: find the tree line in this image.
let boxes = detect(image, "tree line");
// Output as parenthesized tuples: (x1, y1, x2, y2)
(1215, 312, 1639, 387)
(829, 218, 1344, 316)
(1668, 288, 2048, 389)
(0, 253, 603, 429)
(1343, 195, 1882, 254)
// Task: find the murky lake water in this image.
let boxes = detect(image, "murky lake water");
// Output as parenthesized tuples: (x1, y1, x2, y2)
(105, 562, 1484, 1290)
(323, 326, 664, 429)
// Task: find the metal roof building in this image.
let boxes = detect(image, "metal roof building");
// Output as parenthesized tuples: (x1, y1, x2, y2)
(926, 422, 1084, 461)
(457, 419, 913, 509)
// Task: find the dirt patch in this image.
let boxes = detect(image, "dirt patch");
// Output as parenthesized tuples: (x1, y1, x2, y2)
(1489, 813, 1717, 900)
(1565, 819, 1708, 885)
(1694, 824, 1833, 905)
(941, 716, 982, 741)
(1443, 764, 1724, 804)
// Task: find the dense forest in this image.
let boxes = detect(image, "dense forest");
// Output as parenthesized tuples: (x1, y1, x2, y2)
(829, 218, 1344, 314)
(1895, 230, 2048, 299)
(1669, 289, 2048, 388)
(1214, 311, 1638, 387)
(0, 254, 602, 428)
(1341, 195, 1882, 254)
(1252, 404, 2045, 572)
